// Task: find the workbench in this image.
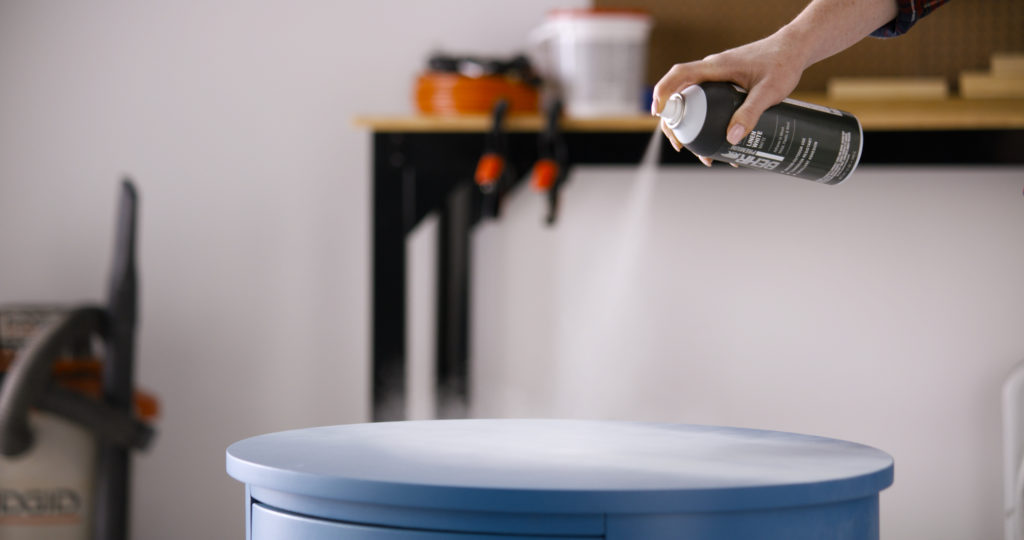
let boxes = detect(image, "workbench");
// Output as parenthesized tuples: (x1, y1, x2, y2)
(355, 96, 1024, 421)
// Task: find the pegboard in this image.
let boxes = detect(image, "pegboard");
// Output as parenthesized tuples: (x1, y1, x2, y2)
(597, 0, 1024, 91)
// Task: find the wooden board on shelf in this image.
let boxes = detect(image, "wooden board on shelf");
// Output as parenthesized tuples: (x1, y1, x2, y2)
(355, 97, 1024, 133)
(826, 77, 949, 100)
(992, 52, 1024, 78)
(353, 114, 659, 133)
(960, 71, 1024, 99)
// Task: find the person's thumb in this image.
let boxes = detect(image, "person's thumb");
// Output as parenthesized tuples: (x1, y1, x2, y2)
(725, 89, 776, 146)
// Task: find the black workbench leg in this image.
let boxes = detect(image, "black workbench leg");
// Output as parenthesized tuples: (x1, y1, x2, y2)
(373, 134, 411, 421)
(436, 181, 472, 418)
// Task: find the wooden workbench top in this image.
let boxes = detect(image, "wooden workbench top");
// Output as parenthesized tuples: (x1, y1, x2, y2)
(354, 95, 1024, 132)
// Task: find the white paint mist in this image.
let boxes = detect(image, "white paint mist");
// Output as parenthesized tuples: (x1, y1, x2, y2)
(551, 129, 664, 418)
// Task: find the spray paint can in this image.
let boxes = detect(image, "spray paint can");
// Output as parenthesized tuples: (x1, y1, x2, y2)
(659, 82, 863, 184)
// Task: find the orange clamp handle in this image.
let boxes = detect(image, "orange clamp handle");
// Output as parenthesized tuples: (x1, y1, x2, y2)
(531, 159, 559, 192)
(475, 152, 505, 187)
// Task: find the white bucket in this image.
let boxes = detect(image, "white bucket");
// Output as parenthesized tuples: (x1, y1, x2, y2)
(530, 10, 653, 117)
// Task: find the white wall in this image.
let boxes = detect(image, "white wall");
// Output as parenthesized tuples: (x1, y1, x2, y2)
(0, 1, 583, 538)
(469, 164, 1024, 539)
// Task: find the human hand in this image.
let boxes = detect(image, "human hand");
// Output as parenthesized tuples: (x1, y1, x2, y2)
(652, 29, 810, 166)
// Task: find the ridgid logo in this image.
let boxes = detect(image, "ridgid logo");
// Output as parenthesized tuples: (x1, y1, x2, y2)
(0, 488, 83, 525)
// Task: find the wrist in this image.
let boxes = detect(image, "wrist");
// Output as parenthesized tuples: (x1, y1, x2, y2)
(773, 22, 819, 70)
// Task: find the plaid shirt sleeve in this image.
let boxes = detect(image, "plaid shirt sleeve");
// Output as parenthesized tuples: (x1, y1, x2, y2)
(871, 0, 951, 37)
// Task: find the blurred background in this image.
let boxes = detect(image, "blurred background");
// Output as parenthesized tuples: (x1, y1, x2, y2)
(0, 1, 1022, 539)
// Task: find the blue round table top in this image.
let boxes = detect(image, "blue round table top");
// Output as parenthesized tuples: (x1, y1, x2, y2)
(226, 419, 893, 514)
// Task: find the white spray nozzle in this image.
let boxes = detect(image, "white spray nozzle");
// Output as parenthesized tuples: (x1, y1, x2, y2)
(658, 94, 685, 127)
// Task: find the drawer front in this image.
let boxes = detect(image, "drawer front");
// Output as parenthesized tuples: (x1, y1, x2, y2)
(251, 502, 601, 540)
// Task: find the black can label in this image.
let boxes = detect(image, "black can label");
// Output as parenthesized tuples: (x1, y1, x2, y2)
(712, 98, 862, 185)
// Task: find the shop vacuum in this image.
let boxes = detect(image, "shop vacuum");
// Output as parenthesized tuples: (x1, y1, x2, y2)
(0, 180, 158, 540)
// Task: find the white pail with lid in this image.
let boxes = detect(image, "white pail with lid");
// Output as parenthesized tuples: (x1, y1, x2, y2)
(530, 9, 653, 117)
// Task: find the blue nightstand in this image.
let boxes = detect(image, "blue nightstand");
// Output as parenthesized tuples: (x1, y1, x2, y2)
(226, 419, 893, 539)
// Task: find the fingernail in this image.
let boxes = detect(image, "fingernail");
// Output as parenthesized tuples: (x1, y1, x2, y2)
(651, 96, 660, 116)
(727, 124, 746, 145)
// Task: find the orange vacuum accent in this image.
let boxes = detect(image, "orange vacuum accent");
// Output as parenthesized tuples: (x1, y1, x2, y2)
(0, 357, 159, 422)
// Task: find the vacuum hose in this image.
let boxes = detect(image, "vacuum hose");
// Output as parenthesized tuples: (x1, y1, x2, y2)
(0, 307, 153, 456)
